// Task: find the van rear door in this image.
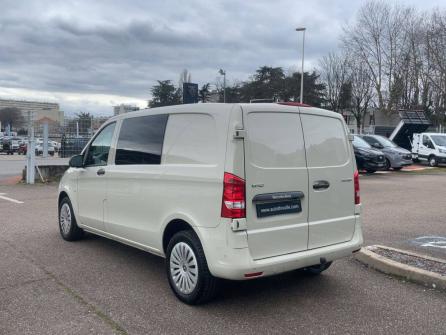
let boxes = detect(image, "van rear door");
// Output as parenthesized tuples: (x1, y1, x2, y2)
(299, 109, 356, 249)
(242, 105, 309, 260)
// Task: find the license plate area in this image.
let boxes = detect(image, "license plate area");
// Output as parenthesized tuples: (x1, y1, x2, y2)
(253, 191, 303, 218)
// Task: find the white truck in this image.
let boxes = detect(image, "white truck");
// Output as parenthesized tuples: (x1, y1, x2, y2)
(411, 133, 446, 166)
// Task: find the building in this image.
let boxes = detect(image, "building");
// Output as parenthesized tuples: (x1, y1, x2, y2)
(0, 98, 64, 125)
(113, 104, 140, 116)
(342, 108, 401, 135)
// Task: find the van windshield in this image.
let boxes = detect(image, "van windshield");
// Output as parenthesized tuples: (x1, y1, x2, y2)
(352, 135, 371, 149)
(431, 135, 446, 147)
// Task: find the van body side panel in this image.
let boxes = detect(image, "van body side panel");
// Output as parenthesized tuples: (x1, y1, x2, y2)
(299, 109, 356, 249)
(242, 105, 309, 260)
(104, 107, 230, 252)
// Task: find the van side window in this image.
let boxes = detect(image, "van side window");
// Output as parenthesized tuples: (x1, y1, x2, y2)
(422, 135, 434, 148)
(84, 122, 116, 167)
(162, 114, 218, 165)
(301, 115, 349, 167)
(115, 114, 168, 165)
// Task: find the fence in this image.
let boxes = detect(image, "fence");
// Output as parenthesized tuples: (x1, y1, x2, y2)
(12, 115, 110, 158)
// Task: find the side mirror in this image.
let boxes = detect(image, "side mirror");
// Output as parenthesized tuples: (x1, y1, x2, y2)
(372, 143, 383, 149)
(69, 154, 84, 168)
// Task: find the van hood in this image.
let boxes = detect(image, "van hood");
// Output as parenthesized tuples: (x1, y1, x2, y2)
(355, 147, 383, 156)
(384, 147, 410, 154)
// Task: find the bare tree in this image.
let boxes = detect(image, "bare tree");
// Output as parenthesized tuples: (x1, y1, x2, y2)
(348, 60, 375, 133)
(0, 107, 24, 129)
(198, 83, 211, 103)
(178, 69, 192, 88)
(426, 10, 446, 117)
(319, 52, 349, 113)
(342, 1, 413, 113)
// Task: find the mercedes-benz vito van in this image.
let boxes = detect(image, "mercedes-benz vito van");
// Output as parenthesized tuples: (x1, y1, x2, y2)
(58, 103, 363, 304)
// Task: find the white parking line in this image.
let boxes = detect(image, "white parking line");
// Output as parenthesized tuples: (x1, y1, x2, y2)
(0, 193, 24, 204)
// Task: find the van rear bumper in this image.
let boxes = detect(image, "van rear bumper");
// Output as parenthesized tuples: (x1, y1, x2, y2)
(198, 215, 363, 280)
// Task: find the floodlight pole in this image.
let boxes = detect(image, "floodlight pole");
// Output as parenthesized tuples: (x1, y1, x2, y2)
(296, 27, 306, 104)
(219, 69, 226, 103)
(26, 111, 35, 184)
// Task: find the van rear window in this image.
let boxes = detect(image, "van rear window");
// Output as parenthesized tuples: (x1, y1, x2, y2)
(300, 114, 349, 167)
(115, 114, 168, 165)
(247, 112, 306, 168)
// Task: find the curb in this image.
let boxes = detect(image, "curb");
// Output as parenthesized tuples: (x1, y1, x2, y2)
(355, 245, 446, 290)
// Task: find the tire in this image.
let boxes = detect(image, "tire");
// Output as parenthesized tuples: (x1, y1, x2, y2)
(302, 261, 332, 275)
(428, 155, 438, 167)
(393, 167, 403, 171)
(166, 230, 218, 305)
(58, 196, 84, 241)
(366, 169, 376, 173)
(385, 159, 391, 171)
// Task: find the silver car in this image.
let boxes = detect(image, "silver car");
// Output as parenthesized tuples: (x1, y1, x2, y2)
(361, 134, 412, 170)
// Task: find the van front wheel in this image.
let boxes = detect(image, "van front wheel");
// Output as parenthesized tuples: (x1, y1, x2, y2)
(58, 197, 84, 241)
(166, 230, 218, 305)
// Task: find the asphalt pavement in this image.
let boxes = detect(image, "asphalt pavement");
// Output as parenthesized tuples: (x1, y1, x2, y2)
(0, 172, 445, 334)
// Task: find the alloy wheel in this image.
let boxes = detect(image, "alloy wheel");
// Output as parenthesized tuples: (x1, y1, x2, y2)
(169, 242, 199, 294)
(59, 203, 72, 235)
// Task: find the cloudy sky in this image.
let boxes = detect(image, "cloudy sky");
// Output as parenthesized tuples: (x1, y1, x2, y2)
(0, 0, 443, 116)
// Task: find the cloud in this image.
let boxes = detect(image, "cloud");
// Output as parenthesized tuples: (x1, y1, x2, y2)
(0, 0, 443, 115)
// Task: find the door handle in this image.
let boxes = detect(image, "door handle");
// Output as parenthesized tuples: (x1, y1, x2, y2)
(313, 180, 330, 190)
(97, 168, 106, 176)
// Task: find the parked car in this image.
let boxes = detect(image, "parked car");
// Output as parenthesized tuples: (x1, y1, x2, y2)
(0, 138, 14, 155)
(59, 103, 363, 304)
(360, 134, 412, 170)
(411, 132, 446, 167)
(35, 142, 55, 156)
(17, 143, 27, 155)
(352, 135, 386, 173)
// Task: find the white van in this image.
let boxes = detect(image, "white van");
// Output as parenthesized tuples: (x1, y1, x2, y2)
(411, 132, 446, 167)
(58, 103, 363, 304)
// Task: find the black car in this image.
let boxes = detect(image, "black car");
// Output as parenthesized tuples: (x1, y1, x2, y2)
(352, 135, 386, 173)
(0, 138, 14, 155)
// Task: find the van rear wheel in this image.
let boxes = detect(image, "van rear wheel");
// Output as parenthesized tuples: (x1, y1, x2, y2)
(428, 155, 438, 167)
(302, 261, 332, 275)
(166, 230, 218, 305)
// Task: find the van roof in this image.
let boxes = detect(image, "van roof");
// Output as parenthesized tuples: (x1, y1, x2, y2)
(107, 103, 339, 123)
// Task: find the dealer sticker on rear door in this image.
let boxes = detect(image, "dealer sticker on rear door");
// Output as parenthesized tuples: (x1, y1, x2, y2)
(256, 200, 301, 218)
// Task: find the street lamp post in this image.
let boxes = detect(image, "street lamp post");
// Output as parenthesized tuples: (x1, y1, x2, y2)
(219, 69, 226, 103)
(296, 27, 306, 104)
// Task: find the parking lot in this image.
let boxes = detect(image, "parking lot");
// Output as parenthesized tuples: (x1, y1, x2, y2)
(1, 170, 446, 334)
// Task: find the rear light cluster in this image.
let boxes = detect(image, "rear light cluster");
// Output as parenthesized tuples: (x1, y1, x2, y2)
(354, 170, 360, 205)
(221, 172, 246, 218)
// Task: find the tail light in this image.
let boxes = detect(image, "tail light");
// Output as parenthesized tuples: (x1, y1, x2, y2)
(221, 172, 246, 218)
(354, 170, 360, 205)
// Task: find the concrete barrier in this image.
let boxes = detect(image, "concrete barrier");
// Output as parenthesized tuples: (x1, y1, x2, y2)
(22, 165, 69, 183)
